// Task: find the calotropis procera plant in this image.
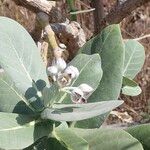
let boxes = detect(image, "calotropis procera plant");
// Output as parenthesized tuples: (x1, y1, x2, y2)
(0, 17, 146, 150)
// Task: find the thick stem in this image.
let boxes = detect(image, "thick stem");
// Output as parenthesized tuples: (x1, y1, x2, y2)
(91, 0, 105, 34)
(67, 0, 77, 21)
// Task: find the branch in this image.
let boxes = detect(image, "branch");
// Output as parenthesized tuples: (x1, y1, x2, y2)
(50, 21, 86, 58)
(37, 12, 63, 59)
(99, 0, 150, 31)
(13, 0, 66, 22)
(13, 0, 55, 13)
(91, 0, 104, 34)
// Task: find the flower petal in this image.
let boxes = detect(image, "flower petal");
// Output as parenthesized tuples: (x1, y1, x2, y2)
(64, 66, 79, 79)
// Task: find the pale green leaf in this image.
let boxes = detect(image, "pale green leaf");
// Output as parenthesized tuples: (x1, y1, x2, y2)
(126, 124, 150, 150)
(122, 77, 142, 96)
(0, 17, 50, 111)
(77, 25, 125, 128)
(53, 126, 88, 150)
(41, 100, 123, 121)
(0, 72, 34, 114)
(0, 112, 53, 149)
(72, 128, 143, 150)
(123, 40, 145, 79)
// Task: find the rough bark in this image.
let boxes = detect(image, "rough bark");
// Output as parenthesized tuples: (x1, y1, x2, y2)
(13, 0, 150, 33)
(91, 0, 104, 34)
(99, 0, 150, 31)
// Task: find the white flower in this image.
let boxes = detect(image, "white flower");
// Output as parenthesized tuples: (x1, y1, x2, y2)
(66, 84, 93, 104)
(47, 66, 58, 75)
(52, 58, 67, 71)
(64, 66, 79, 79)
(57, 73, 72, 87)
(47, 66, 58, 81)
(78, 83, 94, 98)
(70, 87, 87, 104)
(57, 66, 79, 87)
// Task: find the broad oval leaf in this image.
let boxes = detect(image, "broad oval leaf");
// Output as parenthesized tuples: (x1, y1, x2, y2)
(56, 54, 103, 104)
(41, 100, 123, 121)
(0, 112, 53, 149)
(126, 124, 150, 150)
(53, 125, 88, 150)
(0, 72, 34, 114)
(123, 40, 145, 79)
(0, 17, 49, 111)
(25, 137, 68, 150)
(77, 24, 125, 128)
(122, 77, 142, 96)
(72, 128, 143, 150)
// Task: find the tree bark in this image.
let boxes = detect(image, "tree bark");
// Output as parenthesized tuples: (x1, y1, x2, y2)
(13, 0, 150, 33)
(91, 0, 104, 34)
(99, 0, 150, 31)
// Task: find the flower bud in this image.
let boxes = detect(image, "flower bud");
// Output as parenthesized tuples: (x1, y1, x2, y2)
(64, 66, 79, 79)
(53, 58, 66, 71)
(57, 73, 72, 87)
(47, 66, 58, 75)
(59, 43, 67, 49)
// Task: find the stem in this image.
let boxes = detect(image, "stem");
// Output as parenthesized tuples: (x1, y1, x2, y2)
(91, 0, 105, 34)
(67, 0, 77, 21)
(37, 12, 63, 59)
(60, 86, 76, 94)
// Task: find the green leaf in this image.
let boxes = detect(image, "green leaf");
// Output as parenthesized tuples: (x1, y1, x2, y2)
(122, 77, 142, 96)
(24, 123, 68, 150)
(72, 128, 144, 150)
(0, 17, 49, 111)
(78, 25, 125, 128)
(42, 84, 59, 107)
(56, 54, 103, 104)
(123, 40, 145, 79)
(0, 112, 53, 149)
(53, 125, 88, 150)
(82, 24, 124, 101)
(126, 124, 150, 150)
(41, 100, 123, 121)
(24, 137, 68, 150)
(0, 71, 34, 114)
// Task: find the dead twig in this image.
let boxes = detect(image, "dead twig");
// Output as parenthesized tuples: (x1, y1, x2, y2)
(133, 34, 150, 41)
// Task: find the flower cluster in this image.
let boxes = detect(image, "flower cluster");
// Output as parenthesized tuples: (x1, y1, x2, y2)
(47, 57, 93, 104)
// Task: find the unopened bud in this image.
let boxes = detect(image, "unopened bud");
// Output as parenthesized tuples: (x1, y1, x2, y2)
(53, 58, 66, 71)
(57, 73, 72, 87)
(47, 66, 58, 75)
(59, 43, 67, 49)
